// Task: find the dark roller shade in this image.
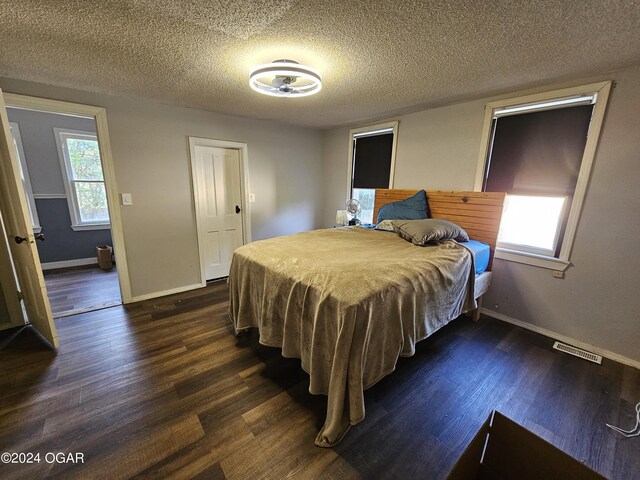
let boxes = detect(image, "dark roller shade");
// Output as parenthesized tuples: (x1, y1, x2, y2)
(484, 105, 593, 196)
(352, 133, 393, 189)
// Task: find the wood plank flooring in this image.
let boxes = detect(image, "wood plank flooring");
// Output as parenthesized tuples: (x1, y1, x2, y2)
(43, 266, 121, 318)
(0, 282, 638, 479)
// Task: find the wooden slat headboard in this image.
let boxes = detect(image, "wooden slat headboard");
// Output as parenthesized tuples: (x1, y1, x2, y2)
(374, 189, 506, 270)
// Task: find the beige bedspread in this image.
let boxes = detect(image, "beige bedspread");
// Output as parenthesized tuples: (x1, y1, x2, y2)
(228, 227, 476, 447)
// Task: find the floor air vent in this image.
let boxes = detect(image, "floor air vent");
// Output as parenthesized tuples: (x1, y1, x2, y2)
(553, 341, 602, 364)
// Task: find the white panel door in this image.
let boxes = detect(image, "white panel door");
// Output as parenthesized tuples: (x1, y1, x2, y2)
(0, 89, 57, 347)
(194, 146, 244, 280)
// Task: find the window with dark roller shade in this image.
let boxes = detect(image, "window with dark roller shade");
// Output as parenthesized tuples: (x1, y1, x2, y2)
(352, 133, 394, 189)
(347, 123, 398, 224)
(484, 105, 593, 197)
(483, 100, 595, 258)
(477, 82, 611, 269)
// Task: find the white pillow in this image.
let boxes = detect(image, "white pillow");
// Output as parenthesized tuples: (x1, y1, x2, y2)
(374, 219, 396, 232)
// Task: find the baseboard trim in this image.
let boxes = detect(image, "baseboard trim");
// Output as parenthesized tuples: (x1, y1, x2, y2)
(128, 283, 205, 303)
(41, 257, 98, 270)
(480, 308, 640, 370)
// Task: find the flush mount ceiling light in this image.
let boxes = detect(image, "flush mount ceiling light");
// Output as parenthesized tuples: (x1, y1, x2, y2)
(249, 59, 322, 98)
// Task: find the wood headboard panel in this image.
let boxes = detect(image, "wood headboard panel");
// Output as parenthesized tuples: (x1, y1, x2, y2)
(374, 189, 506, 269)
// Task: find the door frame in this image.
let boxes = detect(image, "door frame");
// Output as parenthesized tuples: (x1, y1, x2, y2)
(3, 93, 133, 303)
(188, 137, 251, 286)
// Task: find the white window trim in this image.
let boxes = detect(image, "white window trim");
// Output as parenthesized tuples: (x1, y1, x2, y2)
(346, 120, 399, 204)
(33, 193, 67, 199)
(54, 127, 111, 231)
(9, 122, 42, 234)
(474, 81, 612, 271)
(496, 248, 571, 270)
(70, 223, 112, 231)
(498, 240, 557, 259)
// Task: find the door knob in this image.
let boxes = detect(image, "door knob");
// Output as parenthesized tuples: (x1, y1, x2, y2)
(35, 233, 45, 241)
(235, 205, 241, 214)
(14, 236, 27, 244)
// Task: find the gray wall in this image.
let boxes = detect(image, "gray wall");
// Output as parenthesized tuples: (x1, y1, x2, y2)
(34, 199, 113, 263)
(7, 108, 95, 194)
(321, 65, 640, 363)
(6, 108, 112, 263)
(320, 99, 485, 228)
(0, 77, 324, 298)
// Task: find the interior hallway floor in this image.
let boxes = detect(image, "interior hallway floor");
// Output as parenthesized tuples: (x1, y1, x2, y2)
(43, 265, 121, 318)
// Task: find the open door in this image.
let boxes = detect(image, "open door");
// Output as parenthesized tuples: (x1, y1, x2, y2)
(0, 89, 58, 348)
(0, 212, 24, 329)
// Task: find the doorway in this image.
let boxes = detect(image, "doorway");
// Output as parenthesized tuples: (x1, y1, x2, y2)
(0, 92, 131, 347)
(7, 108, 121, 317)
(189, 137, 251, 283)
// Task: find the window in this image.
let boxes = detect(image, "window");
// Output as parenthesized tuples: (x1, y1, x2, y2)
(498, 195, 566, 256)
(475, 82, 611, 270)
(55, 128, 110, 230)
(347, 122, 398, 224)
(9, 122, 41, 233)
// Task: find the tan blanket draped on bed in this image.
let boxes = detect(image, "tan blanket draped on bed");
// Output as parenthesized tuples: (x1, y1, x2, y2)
(228, 227, 476, 447)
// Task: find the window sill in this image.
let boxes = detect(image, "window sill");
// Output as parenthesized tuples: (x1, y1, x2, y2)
(495, 247, 570, 271)
(71, 223, 111, 232)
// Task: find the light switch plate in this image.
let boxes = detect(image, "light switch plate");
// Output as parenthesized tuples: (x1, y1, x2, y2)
(121, 193, 133, 206)
(249, 193, 256, 203)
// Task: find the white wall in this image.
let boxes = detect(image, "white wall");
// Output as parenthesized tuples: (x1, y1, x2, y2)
(321, 65, 640, 363)
(1, 78, 324, 299)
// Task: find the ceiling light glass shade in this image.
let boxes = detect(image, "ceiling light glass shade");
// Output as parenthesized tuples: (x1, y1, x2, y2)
(249, 59, 322, 98)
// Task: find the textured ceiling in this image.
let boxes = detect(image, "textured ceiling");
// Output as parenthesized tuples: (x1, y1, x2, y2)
(1, 1, 639, 128)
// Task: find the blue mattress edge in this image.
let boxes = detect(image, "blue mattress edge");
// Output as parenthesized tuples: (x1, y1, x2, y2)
(459, 240, 490, 275)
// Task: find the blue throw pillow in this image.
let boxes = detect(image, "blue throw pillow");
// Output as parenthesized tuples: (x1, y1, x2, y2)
(377, 190, 429, 222)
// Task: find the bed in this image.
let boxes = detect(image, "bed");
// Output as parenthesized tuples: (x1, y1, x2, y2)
(228, 189, 505, 447)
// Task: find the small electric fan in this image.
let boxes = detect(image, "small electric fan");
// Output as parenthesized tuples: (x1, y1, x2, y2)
(345, 199, 362, 225)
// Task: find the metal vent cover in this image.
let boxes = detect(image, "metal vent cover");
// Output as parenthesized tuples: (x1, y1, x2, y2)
(553, 341, 602, 364)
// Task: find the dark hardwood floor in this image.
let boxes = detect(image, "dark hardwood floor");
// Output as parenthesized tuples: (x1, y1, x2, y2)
(0, 282, 638, 479)
(43, 266, 121, 318)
